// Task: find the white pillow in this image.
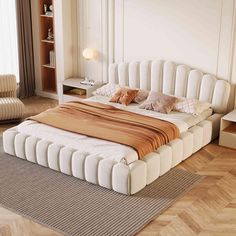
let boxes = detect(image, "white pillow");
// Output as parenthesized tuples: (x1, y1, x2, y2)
(92, 83, 120, 97)
(174, 98, 211, 115)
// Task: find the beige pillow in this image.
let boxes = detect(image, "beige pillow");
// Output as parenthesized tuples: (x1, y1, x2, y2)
(133, 89, 149, 104)
(92, 83, 120, 97)
(110, 88, 139, 106)
(139, 91, 178, 114)
(174, 98, 211, 115)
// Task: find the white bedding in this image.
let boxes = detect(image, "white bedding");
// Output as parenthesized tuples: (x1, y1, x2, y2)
(87, 96, 213, 132)
(16, 96, 212, 164)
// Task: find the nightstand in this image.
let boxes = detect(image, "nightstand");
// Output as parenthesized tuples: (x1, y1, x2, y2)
(60, 78, 103, 103)
(219, 109, 236, 149)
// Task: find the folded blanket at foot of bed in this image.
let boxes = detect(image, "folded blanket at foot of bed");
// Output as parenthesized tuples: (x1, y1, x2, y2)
(28, 101, 180, 159)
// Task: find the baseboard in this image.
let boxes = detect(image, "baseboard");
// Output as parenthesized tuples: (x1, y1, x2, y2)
(35, 90, 58, 100)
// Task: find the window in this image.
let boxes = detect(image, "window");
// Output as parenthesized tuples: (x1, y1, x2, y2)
(0, 0, 19, 82)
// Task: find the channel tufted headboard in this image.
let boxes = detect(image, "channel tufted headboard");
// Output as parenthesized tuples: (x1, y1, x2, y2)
(108, 60, 231, 114)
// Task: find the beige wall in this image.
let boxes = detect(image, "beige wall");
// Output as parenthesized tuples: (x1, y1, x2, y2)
(119, 0, 232, 78)
(78, 0, 236, 108)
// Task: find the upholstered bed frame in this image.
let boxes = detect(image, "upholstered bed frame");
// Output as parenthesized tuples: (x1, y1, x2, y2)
(3, 60, 230, 195)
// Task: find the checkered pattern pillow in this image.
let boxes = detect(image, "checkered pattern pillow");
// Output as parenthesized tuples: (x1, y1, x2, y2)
(174, 98, 211, 115)
(92, 83, 120, 97)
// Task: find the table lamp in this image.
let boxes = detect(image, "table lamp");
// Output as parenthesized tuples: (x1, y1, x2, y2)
(82, 48, 95, 60)
(82, 48, 95, 84)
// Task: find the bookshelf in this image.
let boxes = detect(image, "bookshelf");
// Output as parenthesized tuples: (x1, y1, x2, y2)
(39, 0, 56, 93)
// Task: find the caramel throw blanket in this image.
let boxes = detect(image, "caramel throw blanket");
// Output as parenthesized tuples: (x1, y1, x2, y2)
(28, 101, 180, 159)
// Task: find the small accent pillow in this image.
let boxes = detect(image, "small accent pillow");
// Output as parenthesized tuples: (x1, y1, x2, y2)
(139, 91, 178, 114)
(174, 98, 211, 115)
(109, 88, 139, 106)
(92, 83, 120, 97)
(133, 89, 149, 104)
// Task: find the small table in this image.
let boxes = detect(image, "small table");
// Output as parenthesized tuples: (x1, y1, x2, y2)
(219, 109, 236, 149)
(60, 78, 103, 103)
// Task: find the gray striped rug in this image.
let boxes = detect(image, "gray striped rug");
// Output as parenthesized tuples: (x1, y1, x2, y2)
(0, 138, 203, 236)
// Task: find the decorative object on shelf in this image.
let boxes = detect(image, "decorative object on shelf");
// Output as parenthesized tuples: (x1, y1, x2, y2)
(44, 4, 53, 16)
(43, 4, 47, 14)
(49, 4, 53, 12)
(45, 4, 53, 16)
(80, 79, 95, 86)
(47, 28, 54, 41)
(45, 11, 53, 16)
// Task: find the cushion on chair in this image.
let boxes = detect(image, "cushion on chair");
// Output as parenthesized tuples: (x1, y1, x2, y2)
(0, 97, 24, 121)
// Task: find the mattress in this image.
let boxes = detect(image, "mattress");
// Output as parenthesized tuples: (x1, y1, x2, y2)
(16, 96, 213, 164)
(87, 96, 213, 131)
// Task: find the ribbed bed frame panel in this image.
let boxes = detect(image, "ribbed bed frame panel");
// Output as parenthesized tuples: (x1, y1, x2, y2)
(109, 60, 230, 114)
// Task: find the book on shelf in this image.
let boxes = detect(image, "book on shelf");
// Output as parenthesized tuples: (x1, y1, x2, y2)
(49, 50, 56, 67)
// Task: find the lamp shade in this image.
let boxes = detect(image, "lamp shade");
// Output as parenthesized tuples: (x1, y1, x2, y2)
(82, 48, 95, 60)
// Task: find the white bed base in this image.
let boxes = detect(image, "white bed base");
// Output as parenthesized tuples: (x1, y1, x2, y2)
(3, 60, 230, 195)
(3, 113, 221, 195)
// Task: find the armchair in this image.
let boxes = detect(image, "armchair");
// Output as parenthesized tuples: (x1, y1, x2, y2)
(0, 74, 24, 121)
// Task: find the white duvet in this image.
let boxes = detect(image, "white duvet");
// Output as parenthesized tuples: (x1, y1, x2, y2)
(16, 96, 212, 164)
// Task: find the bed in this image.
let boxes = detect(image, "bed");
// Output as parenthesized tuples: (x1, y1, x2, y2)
(3, 60, 231, 195)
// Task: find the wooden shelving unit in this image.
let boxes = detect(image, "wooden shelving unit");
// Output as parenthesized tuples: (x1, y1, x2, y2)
(39, 0, 57, 93)
(41, 39, 54, 44)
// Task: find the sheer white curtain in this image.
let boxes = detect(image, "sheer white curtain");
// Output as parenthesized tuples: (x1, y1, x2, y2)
(0, 0, 19, 82)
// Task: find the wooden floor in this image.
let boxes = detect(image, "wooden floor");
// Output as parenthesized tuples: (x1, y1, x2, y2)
(0, 96, 58, 134)
(0, 96, 236, 236)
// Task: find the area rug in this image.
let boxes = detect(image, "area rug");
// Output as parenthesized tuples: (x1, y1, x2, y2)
(0, 137, 203, 236)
